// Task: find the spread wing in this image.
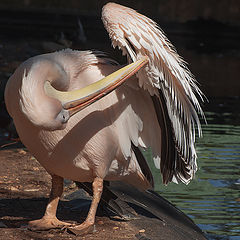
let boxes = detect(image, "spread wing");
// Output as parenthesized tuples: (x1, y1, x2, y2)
(102, 3, 204, 184)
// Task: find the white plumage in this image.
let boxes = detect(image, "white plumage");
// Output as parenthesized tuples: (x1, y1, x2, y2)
(103, 3, 204, 184)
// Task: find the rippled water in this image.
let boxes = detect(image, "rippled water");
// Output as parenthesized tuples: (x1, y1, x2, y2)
(150, 98, 240, 239)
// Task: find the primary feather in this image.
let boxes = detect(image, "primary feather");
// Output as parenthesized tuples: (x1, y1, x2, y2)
(102, 3, 204, 184)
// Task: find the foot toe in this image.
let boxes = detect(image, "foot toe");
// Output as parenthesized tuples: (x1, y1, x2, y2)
(29, 217, 71, 231)
(67, 222, 95, 235)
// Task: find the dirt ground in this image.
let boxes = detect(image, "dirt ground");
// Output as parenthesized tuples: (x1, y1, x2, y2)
(0, 141, 145, 240)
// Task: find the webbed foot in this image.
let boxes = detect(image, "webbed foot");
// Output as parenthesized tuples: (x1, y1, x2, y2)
(28, 216, 71, 231)
(67, 220, 95, 235)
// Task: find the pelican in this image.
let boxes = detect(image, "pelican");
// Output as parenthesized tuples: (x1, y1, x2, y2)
(4, 3, 204, 235)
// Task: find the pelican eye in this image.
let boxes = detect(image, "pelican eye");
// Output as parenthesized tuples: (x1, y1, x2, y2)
(57, 109, 69, 124)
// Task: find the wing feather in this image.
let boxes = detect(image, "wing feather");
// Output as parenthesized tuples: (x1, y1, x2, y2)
(102, 3, 204, 184)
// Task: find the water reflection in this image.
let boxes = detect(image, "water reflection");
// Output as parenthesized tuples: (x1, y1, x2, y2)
(149, 98, 240, 239)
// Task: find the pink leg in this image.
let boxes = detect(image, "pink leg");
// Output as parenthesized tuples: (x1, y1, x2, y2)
(68, 177, 103, 235)
(28, 175, 71, 230)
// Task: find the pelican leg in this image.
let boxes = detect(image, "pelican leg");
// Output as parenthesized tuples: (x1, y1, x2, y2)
(28, 175, 71, 231)
(68, 177, 103, 235)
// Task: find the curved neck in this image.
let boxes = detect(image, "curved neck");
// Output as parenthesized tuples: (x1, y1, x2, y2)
(18, 58, 68, 128)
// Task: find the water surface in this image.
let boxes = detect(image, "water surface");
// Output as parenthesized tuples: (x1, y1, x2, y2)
(150, 98, 240, 239)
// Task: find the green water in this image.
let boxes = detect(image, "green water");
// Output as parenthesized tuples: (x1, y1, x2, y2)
(148, 98, 240, 239)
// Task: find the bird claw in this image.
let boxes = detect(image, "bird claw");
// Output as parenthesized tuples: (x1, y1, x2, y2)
(28, 216, 72, 231)
(67, 221, 95, 236)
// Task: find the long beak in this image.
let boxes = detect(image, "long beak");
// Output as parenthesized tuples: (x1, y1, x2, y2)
(44, 56, 148, 116)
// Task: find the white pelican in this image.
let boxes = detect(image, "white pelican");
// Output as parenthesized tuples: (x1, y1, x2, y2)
(4, 2, 204, 235)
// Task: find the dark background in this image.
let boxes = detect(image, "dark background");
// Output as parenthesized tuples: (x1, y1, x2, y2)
(0, 0, 240, 25)
(0, 0, 240, 97)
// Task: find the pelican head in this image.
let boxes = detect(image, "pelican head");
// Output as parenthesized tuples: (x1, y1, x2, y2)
(18, 62, 68, 130)
(10, 53, 148, 131)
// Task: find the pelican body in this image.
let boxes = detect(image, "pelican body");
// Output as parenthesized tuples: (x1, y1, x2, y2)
(6, 50, 152, 186)
(4, 3, 203, 234)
